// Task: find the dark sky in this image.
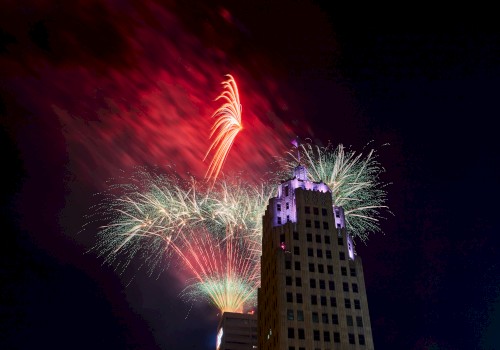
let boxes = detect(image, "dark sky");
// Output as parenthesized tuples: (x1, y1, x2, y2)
(1, 1, 499, 349)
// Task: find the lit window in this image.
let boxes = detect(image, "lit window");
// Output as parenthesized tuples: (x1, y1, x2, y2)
(287, 309, 294, 320)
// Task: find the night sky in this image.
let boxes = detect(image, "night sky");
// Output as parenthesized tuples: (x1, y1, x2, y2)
(1, 1, 499, 349)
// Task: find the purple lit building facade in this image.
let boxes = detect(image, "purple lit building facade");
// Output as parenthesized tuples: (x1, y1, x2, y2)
(258, 165, 374, 349)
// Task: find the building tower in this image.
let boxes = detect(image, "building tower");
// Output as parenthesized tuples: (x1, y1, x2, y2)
(258, 165, 375, 349)
(216, 311, 258, 350)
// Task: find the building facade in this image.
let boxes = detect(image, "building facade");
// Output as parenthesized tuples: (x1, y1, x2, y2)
(216, 311, 258, 350)
(258, 165, 374, 349)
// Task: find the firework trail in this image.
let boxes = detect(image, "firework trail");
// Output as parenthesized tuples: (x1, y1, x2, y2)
(278, 141, 391, 241)
(170, 229, 260, 313)
(91, 169, 274, 311)
(204, 75, 243, 182)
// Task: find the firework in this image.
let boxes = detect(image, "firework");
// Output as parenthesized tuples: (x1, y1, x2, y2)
(278, 141, 391, 241)
(91, 169, 274, 311)
(171, 229, 260, 313)
(204, 75, 243, 181)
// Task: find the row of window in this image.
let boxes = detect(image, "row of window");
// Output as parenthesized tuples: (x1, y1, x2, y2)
(284, 260, 357, 277)
(287, 309, 363, 327)
(305, 219, 329, 230)
(304, 206, 328, 216)
(285, 275, 359, 293)
(287, 328, 365, 345)
(286, 292, 361, 309)
(289, 233, 344, 246)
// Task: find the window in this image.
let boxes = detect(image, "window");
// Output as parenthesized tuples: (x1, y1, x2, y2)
(311, 295, 317, 305)
(285, 185, 289, 197)
(323, 222, 329, 229)
(277, 203, 281, 211)
(341, 267, 347, 276)
(311, 207, 318, 215)
(352, 283, 359, 293)
(287, 309, 294, 320)
(346, 315, 353, 326)
(330, 296, 337, 307)
(309, 263, 315, 272)
(315, 234, 321, 243)
(338, 237, 344, 245)
(316, 249, 323, 258)
(318, 264, 324, 273)
(332, 314, 339, 324)
(294, 261, 301, 271)
(294, 246, 300, 255)
(359, 334, 366, 345)
(306, 219, 311, 227)
(356, 316, 363, 327)
(296, 293, 303, 304)
(298, 328, 305, 340)
(328, 281, 335, 291)
(322, 313, 329, 324)
(306, 233, 312, 242)
(345, 298, 351, 308)
(277, 217, 282, 224)
(350, 268, 357, 277)
(289, 347, 294, 350)
(293, 231, 299, 240)
(313, 330, 320, 341)
(334, 332, 340, 343)
(297, 310, 304, 321)
(327, 265, 334, 274)
(339, 252, 345, 260)
(280, 234, 285, 242)
(287, 293, 293, 302)
(322, 208, 327, 216)
(324, 236, 330, 244)
(326, 250, 332, 259)
(314, 220, 320, 228)
(286, 276, 292, 286)
(285, 260, 291, 270)
(308, 248, 314, 257)
(354, 299, 361, 309)
(343, 282, 349, 292)
(335, 209, 340, 218)
(286, 202, 289, 210)
(321, 296, 327, 306)
(288, 327, 294, 338)
(295, 277, 302, 287)
(310, 279, 316, 288)
(287, 215, 290, 222)
(348, 333, 355, 344)
(319, 280, 325, 289)
(312, 312, 319, 323)
(324, 331, 330, 342)
(305, 206, 310, 214)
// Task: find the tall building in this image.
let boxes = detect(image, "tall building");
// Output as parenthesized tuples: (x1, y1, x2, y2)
(216, 311, 258, 350)
(258, 165, 375, 349)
